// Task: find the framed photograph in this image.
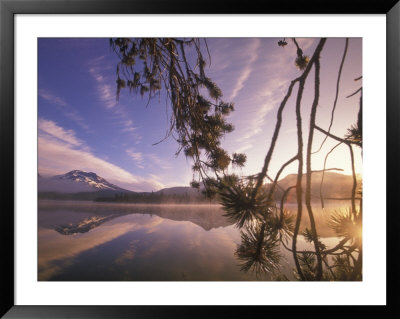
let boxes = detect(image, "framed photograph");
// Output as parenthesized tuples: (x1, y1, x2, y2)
(1, 0, 398, 318)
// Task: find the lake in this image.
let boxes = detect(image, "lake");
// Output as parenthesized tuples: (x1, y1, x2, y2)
(38, 199, 351, 281)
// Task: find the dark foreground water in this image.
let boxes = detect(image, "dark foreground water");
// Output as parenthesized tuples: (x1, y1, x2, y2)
(38, 200, 346, 281)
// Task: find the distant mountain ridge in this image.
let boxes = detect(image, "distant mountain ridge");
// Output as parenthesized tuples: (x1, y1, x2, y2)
(275, 171, 361, 202)
(156, 186, 201, 196)
(38, 170, 361, 203)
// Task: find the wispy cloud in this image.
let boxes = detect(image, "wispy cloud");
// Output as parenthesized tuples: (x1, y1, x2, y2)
(229, 39, 261, 100)
(39, 89, 92, 132)
(39, 89, 68, 106)
(126, 149, 143, 162)
(39, 118, 164, 191)
(231, 41, 304, 147)
(235, 143, 254, 153)
(238, 80, 286, 143)
(126, 149, 145, 169)
(112, 108, 140, 139)
(63, 108, 92, 132)
(126, 149, 172, 171)
(88, 56, 117, 109)
(121, 120, 137, 133)
(147, 153, 173, 170)
(39, 118, 84, 147)
(88, 58, 141, 141)
(230, 68, 252, 101)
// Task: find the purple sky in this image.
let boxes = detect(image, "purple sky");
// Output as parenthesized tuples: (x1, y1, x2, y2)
(38, 38, 362, 191)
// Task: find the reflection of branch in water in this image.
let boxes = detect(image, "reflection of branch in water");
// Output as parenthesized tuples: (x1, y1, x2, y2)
(54, 215, 116, 235)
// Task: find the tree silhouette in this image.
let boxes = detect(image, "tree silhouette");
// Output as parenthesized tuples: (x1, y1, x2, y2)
(112, 37, 362, 281)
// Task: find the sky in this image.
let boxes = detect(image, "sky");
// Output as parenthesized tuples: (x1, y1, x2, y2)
(38, 38, 362, 192)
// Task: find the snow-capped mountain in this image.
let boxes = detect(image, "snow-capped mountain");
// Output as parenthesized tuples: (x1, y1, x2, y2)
(39, 170, 131, 193)
(53, 170, 126, 191)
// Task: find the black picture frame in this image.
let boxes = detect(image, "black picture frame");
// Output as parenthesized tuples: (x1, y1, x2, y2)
(1, 0, 399, 318)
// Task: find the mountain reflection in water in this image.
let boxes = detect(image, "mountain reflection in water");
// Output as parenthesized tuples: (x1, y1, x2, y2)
(38, 200, 346, 281)
(39, 200, 232, 234)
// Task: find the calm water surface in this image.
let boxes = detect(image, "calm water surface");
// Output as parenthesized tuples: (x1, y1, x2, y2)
(38, 200, 348, 281)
